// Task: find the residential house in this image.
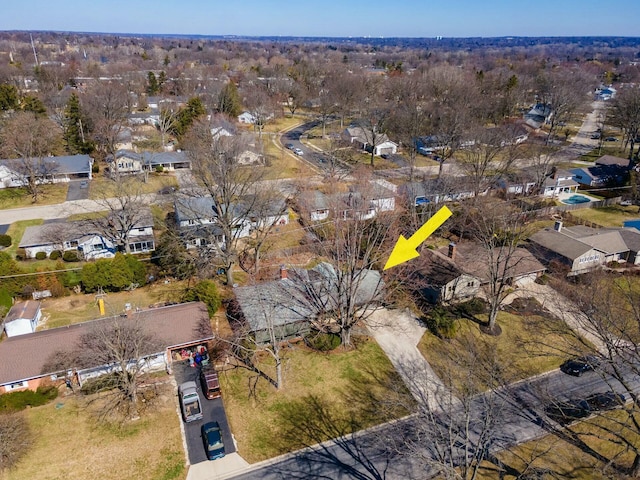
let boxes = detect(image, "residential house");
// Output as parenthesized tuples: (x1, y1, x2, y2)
(527, 221, 640, 275)
(296, 182, 396, 223)
(412, 249, 480, 304)
(595, 86, 617, 101)
(438, 242, 546, 288)
(142, 150, 191, 171)
(572, 155, 630, 187)
(400, 178, 487, 206)
(232, 263, 383, 344)
(237, 112, 257, 124)
(542, 170, 579, 197)
(496, 170, 538, 197)
(0, 302, 212, 393)
(524, 103, 553, 129)
(107, 150, 144, 175)
(178, 195, 288, 246)
(0, 154, 93, 189)
(342, 126, 398, 157)
(18, 209, 155, 260)
(2, 301, 42, 337)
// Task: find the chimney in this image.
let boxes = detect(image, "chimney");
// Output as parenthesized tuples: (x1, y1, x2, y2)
(280, 265, 288, 280)
(448, 242, 457, 260)
(554, 220, 563, 233)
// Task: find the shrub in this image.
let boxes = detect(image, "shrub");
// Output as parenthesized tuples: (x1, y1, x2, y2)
(304, 331, 341, 351)
(183, 280, 221, 316)
(35, 251, 47, 260)
(425, 306, 458, 339)
(455, 298, 486, 317)
(92, 162, 100, 173)
(0, 385, 58, 413)
(0, 234, 11, 247)
(49, 250, 61, 260)
(0, 413, 32, 470)
(62, 250, 80, 262)
(155, 164, 164, 173)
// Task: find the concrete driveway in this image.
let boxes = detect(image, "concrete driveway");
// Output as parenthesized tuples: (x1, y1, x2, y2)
(365, 307, 455, 411)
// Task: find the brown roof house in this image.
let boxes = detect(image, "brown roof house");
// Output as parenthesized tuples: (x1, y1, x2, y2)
(2, 301, 42, 337)
(437, 241, 546, 288)
(411, 248, 481, 305)
(0, 302, 212, 393)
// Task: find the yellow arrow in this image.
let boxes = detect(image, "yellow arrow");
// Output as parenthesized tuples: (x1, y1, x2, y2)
(384, 206, 453, 270)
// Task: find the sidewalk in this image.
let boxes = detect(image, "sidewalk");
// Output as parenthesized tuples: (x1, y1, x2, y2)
(186, 453, 250, 480)
(365, 307, 456, 411)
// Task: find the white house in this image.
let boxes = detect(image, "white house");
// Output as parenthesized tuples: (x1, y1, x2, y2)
(542, 170, 580, 197)
(0, 155, 93, 189)
(342, 126, 398, 156)
(3, 301, 42, 337)
(238, 112, 257, 124)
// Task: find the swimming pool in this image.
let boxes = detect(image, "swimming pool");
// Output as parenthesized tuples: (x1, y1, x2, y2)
(560, 194, 592, 205)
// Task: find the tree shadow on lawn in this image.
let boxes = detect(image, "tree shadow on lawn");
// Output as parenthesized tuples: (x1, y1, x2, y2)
(265, 363, 415, 480)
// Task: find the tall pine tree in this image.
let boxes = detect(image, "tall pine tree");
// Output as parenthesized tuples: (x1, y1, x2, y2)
(218, 82, 242, 118)
(63, 93, 93, 154)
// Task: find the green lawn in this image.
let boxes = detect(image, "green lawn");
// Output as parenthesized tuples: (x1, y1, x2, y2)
(221, 337, 410, 463)
(568, 204, 640, 227)
(4, 219, 44, 257)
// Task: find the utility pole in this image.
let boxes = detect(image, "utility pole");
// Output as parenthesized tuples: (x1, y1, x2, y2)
(30, 34, 39, 66)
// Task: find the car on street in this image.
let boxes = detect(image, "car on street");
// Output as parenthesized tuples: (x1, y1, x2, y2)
(560, 355, 600, 376)
(544, 400, 591, 425)
(285, 143, 295, 150)
(590, 133, 601, 139)
(293, 147, 304, 155)
(79, 180, 88, 189)
(604, 136, 618, 141)
(585, 391, 626, 411)
(201, 421, 225, 460)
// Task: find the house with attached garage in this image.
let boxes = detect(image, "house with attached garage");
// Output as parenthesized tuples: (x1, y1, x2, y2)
(107, 150, 191, 174)
(0, 154, 93, 189)
(342, 126, 398, 157)
(527, 221, 640, 275)
(0, 302, 212, 393)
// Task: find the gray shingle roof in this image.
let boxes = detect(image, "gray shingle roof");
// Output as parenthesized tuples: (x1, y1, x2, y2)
(529, 228, 594, 260)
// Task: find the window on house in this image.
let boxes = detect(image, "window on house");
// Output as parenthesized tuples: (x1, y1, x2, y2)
(5, 381, 28, 391)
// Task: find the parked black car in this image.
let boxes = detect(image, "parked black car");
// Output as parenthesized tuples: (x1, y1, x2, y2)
(585, 391, 625, 411)
(560, 355, 600, 376)
(544, 400, 591, 425)
(201, 421, 225, 460)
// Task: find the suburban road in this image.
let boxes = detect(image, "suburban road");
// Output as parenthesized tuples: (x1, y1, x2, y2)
(226, 361, 640, 480)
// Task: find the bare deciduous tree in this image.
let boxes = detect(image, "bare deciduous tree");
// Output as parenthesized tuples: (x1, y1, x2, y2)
(0, 111, 64, 202)
(0, 413, 32, 470)
(182, 119, 266, 285)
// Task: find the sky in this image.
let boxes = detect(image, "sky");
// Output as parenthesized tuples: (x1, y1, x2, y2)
(0, 0, 638, 38)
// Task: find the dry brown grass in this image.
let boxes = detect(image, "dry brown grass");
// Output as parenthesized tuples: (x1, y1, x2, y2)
(0, 184, 68, 209)
(220, 336, 409, 463)
(0, 382, 185, 480)
(39, 280, 190, 329)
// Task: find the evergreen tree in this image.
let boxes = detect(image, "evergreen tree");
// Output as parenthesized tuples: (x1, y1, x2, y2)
(217, 82, 242, 118)
(63, 93, 93, 154)
(20, 95, 47, 117)
(173, 97, 206, 137)
(147, 71, 159, 95)
(0, 84, 19, 111)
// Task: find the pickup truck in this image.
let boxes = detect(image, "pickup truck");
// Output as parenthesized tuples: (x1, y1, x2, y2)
(178, 381, 203, 422)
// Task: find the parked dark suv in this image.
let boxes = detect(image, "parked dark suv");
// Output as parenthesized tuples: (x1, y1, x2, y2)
(544, 400, 590, 425)
(560, 355, 600, 376)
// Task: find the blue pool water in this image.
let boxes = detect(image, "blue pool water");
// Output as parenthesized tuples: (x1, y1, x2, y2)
(561, 194, 592, 205)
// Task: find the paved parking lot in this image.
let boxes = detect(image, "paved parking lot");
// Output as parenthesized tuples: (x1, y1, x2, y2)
(173, 361, 235, 464)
